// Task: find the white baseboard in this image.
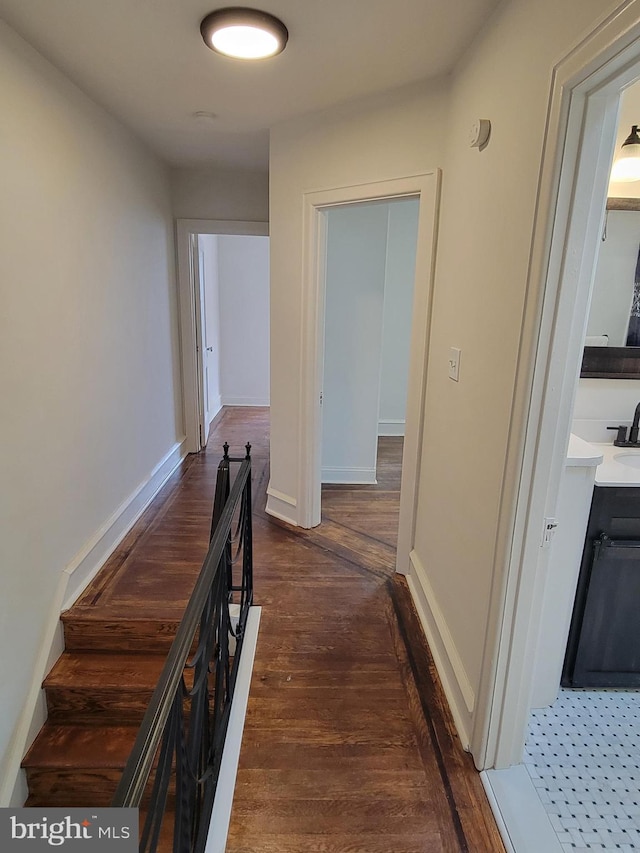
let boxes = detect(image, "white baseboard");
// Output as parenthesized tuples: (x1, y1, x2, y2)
(220, 396, 270, 407)
(205, 606, 261, 853)
(63, 439, 187, 608)
(209, 397, 223, 424)
(407, 549, 474, 749)
(378, 419, 405, 436)
(265, 484, 298, 526)
(481, 766, 563, 853)
(0, 438, 188, 807)
(321, 466, 377, 484)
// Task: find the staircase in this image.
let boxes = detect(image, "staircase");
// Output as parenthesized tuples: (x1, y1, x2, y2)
(22, 614, 175, 809)
(20, 447, 210, 814)
(21, 438, 255, 853)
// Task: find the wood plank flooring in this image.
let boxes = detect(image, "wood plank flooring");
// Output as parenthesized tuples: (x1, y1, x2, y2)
(23, 407, 504, 852)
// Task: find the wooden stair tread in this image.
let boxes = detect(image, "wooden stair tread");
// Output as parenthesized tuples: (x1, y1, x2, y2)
(23, 724, 139, 769)
(41, 650, 195, 725)
(45, 652, 167, 690)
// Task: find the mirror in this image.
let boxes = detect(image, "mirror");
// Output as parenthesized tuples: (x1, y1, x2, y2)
(581, 198, 640, 378)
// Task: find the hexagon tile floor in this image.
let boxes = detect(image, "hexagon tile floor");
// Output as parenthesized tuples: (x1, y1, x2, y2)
(524, 689, 640, 851)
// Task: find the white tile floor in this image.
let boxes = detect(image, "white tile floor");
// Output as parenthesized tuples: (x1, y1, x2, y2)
(524, 689, 640, 851)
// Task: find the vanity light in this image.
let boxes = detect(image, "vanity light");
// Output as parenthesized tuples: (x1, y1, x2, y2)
(200, 7, 288, 60)
(610, 125, 640, 182)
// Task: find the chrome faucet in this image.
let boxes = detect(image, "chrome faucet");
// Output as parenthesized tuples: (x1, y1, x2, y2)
(607, 401, 640, 446)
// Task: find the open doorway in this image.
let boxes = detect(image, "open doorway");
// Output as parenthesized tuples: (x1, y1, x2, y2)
(291, 170, 440, 588)
(194, 233, 269, 446)
(518, 77, 640, 853)
(176, 219, 269, 453)
(321, 197, 419, 488)
(481, 19, 640, 853)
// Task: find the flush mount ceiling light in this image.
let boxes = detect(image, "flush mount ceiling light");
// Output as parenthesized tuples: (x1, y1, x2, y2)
(200, 7, 288, 60)
(610, 125, 640, 182)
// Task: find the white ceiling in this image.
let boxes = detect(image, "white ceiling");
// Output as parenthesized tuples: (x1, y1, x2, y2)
(0, 0, 500, 170)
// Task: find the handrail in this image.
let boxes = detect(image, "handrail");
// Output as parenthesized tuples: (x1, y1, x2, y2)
(112, 443, 254, 853)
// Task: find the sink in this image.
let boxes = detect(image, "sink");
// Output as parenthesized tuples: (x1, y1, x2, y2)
(613, 452, 640, 469)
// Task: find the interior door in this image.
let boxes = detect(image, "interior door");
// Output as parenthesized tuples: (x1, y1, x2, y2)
(192, 235, 212, 447)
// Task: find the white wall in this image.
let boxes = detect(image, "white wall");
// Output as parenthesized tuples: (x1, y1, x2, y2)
(587, 210, 640, 345)
(268, 78, 449, 514)
(573, 378, 640, 442)
(170, 166, 269, 222)
(217, 236, 270, 406)
(322, 203, 389, 483)
(379, 198, 420, 435)
(0, 21, 183, 802)
(268, 0, 623, 755)
(199, 235, 222, 420)
(408, 0, 622, 748)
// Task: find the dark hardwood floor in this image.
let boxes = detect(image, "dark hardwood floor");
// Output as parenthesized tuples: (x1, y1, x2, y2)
(22, 407, 504, 852)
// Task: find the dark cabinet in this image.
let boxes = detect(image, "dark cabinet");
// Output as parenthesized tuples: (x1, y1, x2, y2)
(562, 485, 640, 688)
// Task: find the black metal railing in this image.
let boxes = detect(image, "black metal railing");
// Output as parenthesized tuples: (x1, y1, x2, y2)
(112, 442, 254, 853)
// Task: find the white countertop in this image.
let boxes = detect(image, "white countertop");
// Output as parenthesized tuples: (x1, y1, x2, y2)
(593, 442, 640, 486)
(566, 434, 640, 486)
(566, 434, 603, 468)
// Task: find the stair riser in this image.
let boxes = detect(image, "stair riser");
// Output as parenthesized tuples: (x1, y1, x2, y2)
(45, 692, 193, 726)
(62, 620, 180, 653)
(26, 770, 176, 809)
(45, 690, 154, 726)
(61, 621, 200, 655)
(25, 770, 122, 807)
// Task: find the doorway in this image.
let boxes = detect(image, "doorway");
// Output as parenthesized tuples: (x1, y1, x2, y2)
(294, 172, 440, 587)
(481, 11, 640, 852)
(176, 219, 269, 453)
(517, 77, 640, 852)
(194, 232, 270, 446)
(320, 197, 419, 490)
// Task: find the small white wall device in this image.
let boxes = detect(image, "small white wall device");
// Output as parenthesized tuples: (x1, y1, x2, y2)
(469, 118, 491, 148)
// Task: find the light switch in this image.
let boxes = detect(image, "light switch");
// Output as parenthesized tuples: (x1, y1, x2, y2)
(448, 347, 461, 381)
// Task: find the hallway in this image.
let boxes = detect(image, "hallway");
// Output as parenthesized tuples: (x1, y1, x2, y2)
(27, 407, 503, 851)
(211, 409, 502, 851)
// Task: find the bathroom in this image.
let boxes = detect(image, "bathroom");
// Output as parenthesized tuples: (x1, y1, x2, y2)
(515, 80, 640, 852)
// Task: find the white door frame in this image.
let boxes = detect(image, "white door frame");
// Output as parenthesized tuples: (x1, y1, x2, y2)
(176, 219, 269, 453)
(480, 3, 640, 770)
(297, 172, 440, 574)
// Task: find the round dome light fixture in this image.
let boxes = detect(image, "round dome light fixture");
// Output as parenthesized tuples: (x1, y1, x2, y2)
(200, 7, 288, 60)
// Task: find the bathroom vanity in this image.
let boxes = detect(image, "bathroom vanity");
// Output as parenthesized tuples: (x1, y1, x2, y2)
(530, 435, 602, 708)
(562, 444, 640, 688)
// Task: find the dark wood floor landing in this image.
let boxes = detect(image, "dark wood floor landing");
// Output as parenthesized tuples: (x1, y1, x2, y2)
(23, 407, 504, 852)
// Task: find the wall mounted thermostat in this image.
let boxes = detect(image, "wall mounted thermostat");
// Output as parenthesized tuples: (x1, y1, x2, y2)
(469, 118, 491, 148)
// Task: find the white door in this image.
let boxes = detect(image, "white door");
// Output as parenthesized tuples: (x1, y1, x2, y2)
(192, 235, 212, 447)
